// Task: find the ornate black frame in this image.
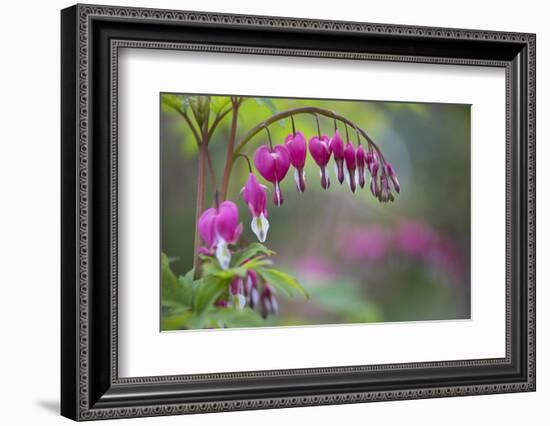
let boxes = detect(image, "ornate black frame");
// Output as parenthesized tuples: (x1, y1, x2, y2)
(61, 3, 536, 421)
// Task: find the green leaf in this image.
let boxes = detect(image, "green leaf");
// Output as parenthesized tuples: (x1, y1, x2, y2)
(204, 307, 265, 328)
(200, 255, 247, 280)
(193, 275, 229, 315)
(257, 268, 309, 299)
(181, 267, 195, 287)
(161, 253, 193, 309)
(161, 94, 187, 113)
(211, 266, 248, 280)
(255, 98, 278, 115)
(161, 310, 193, 330)
(201, 259, 221, 277)
(230, 242, 275, 268)
(240, 257, 273, 270)
(210, 96, 231, 115)
(255, 98, 285, 127)
(201, 248, 273, 280)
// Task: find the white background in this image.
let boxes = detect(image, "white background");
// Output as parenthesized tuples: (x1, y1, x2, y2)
(0, 0, 547, 425)
(119, 50, 505, 377)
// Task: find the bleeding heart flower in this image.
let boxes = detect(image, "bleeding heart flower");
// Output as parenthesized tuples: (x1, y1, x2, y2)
(379, 174, 394, 203)
(242, 173, 269, 242)
(254, 144, 291, 206)
(285, 131, 307, 192)
(365, 150, 379, 177)
(385, 162, 400, 193)
(215, 300, 229, 308)
(370, 176, 380, 198)
(197, 201, 243, 269)
(244, 270, 260, 309)
(343, 142, 357, 193)
(197, 208, 218, 250)
(356, 145, 367, 189)
(229, 276, 246, 310)
(260, 284, 278, 318)
(329, 130, 345, 184)
(308, 135, 332, 189)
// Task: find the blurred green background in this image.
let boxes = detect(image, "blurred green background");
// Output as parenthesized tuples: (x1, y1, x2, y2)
(160, 94, 470, 327)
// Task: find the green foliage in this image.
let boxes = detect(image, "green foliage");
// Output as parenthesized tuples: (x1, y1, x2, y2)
(161, 243, 307, 331)
(161, 94, 189, 114)
(161, 310, 193, 330)
(256, 268, 309, 299)
(193, 275, 230, 316)
(161, 253, 193, 309)
(255, 98, 278, 115)
(307, 281, 382, 323)
(230, 242, 275, 267)
(210, 96, 231, 115)
(198, 307, 265, 329)
(255, 98, 286, 127)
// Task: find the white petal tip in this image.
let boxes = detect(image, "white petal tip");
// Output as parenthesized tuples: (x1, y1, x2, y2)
(251, 213, 269, 243)
(215, 240, 231, 270)
(233, 294, 246, 310)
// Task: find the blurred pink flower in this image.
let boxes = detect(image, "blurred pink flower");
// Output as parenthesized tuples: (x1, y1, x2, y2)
(295, 256, 337, 280)
(395, 220, 466, 283)
(394, 220, 435, 258)
(338, 225, 389, 262)
(426, 237, 465, 282)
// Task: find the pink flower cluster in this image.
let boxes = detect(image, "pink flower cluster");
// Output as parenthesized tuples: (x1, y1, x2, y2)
(215, 269, 279, 317)
(198, 201, 243, 269)
(254, 129, 400, 203)
(197, 128, 400, 269)
(336, 220, 466, 283)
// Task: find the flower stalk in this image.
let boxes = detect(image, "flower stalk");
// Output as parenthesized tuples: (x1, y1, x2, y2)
(220, 97, 242, 200)
(193, 135, 209, 278)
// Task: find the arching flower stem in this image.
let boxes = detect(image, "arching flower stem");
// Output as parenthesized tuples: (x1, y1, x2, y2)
(354, 124, 361, 146)
(224, 106, 392, 209)
(264, 125, 274, 150)
(226, 107, 389, 199)
(312, 113, 322, 138)
(236, 153, 253, 173)
(232, 106, 384, 165)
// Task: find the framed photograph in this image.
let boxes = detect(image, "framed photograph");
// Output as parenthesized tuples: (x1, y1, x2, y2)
(61, 4, 536, 421)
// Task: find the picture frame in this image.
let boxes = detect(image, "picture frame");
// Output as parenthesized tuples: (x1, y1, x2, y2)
(61, 3, 536, 421)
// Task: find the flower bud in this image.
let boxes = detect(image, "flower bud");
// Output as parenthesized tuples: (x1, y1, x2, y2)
(343, 142, 357, 193)
(260, 284, 278, 318)
(365, 150, 379, 177)
(356, 145, 367, 188)
(329, 130, 345, 184)
(385, 162, 400, 193)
